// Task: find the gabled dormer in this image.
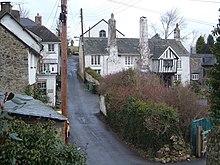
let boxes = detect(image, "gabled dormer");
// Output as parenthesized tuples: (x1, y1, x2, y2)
(152, 46, 179, 73)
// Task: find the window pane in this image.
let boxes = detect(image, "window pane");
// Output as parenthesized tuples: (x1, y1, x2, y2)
(91, 56, 100, 65)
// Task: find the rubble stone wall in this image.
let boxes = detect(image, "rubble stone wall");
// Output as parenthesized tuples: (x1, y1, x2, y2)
(0, 25, 29, 93)
(206, 126, 220, 165)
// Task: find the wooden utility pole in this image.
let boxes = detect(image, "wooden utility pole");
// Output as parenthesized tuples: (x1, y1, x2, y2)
(60, 0, 68, 144)
(80, 8, 85, 82)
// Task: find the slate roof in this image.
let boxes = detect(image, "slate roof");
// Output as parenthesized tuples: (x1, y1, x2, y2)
(26, 26, 60, 42)
(0, 91, 67, 121)
(20, 17, 36, 26)
(83, 37, 189, 58)
(20, 18, 60, 43)
(191, 54, 216, 67)
(190, 57, 201, 73)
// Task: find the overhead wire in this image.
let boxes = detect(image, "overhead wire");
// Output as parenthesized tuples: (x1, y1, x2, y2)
(188, 0, 220, 3)
(66, 0, 217, 38)
(105, 0, 216, 26)
(45, 0, 59, 26)
(51, 2, 60, 30)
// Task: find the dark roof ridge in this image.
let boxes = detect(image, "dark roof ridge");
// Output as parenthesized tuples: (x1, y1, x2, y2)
(83, 18, 125, 37)
(0, 12, 41, 44)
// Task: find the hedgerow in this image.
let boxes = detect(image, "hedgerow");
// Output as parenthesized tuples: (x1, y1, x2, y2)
(107, 97, 180, 155)
(98, 68, 208, 153)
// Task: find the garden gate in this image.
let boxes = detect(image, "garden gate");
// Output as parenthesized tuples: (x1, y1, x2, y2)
(191, 118, 212, 157)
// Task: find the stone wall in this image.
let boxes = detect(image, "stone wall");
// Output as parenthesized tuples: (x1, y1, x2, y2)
(0, 25, 29, 93)
(99, 95, 107, 116)
(85, 72, 100, 85)
(206, 126, 220, 165)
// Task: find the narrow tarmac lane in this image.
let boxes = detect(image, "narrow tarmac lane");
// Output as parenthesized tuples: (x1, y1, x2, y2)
(67, 56, 206, 165)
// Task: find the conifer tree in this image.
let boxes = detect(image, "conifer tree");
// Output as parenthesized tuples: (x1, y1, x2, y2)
(196, 36, 206, 53)
(209, 17, 220, 125)
(206, 34, 214, 53)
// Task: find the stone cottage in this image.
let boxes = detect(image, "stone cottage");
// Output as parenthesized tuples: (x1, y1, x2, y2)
(0, 3, 42, 93)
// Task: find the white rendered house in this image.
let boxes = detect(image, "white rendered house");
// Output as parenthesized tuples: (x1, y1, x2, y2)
(20, 14, 61, 107)
(79, 14, 190, 86)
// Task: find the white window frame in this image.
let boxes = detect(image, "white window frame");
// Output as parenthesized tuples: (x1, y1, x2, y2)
(177, 59, 182, 69)
(48, 44, 55, 52)
(125, 56, 133, 66)
(174, 74, 181, 81)
(37, 81, 47, 95)
(99, 30, 106, 37)
(91, 55, 100, 66)
(39, 63, 50, 73)
(192, 74, 199, 80)
(94, 69, 101, 74)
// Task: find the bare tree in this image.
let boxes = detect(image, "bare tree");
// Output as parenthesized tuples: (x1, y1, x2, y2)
(160, 8, 186, 39)
(149, 22, 159, 36)
(18, 4, 29, 18)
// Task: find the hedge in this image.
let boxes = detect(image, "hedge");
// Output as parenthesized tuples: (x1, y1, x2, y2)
(106, 97, 181, 156)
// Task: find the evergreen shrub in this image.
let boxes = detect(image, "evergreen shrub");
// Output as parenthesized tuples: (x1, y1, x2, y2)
(106, 97, 180, 156)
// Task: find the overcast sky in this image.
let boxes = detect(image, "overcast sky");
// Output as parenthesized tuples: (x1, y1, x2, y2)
(9, 0, 220, 47)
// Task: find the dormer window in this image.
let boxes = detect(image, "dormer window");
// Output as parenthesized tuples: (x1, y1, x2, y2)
(99, 30, 106, 37)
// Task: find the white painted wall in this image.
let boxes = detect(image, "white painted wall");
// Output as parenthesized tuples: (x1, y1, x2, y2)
(85, 54, 138, 76)
(84, 20, 124, 38)
(177, 56, 190, 86)
(41, 43, 59, 62)
(38, 75, 56, 107)
(28, 51, 38, 85)
(41, 42, 60, 73)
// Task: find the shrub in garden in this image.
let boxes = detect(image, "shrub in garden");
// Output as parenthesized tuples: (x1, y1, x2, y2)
(98, 69, 209, 144)
(107, 97, 181, 157)
(85, 67, 102, 81)
(165, 85, 209, 142)
(0, 120, 86, 165)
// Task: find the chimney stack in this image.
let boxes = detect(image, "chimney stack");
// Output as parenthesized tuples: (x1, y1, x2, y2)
(174, 23, 180, 41)
(0, 2, 20, 21)
(1, 2, 12, 13)
(35, 13, 42, 26)
(108, 13, 116, 47)
(139, 16, 151, 72)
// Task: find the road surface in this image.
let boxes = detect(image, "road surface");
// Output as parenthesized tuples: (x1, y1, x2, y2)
(67, 56, 206, 165)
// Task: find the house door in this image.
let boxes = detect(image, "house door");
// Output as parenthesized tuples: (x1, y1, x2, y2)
(163, 74, 173, 87)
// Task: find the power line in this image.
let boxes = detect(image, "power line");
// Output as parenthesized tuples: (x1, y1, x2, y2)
(51, 2, 60, 29)
(106, 0, 215, 26)
(188, 0, 220, 3)
(45, 0, 59, 26)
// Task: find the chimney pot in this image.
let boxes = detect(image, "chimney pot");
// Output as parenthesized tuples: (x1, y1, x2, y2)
(1, 2, 12, 13)
(35, 13, 42, 26)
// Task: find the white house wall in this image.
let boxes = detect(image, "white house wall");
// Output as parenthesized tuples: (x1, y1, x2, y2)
(41, 42, 59, 63)
(38, 75, 56, 107)
(85, 54, 138, 76)
(39, 42, 59, 75)
(28, 51, 38, 85)
(84, 20, 124, 38)
(177, 56, 190, 86)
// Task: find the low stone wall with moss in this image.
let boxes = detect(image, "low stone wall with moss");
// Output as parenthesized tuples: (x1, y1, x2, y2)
(206, 126, 220, 165)
(85, 72, 100, 85)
